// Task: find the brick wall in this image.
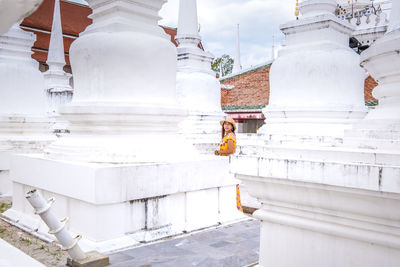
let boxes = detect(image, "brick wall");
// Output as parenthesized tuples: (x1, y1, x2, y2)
(220, 64, 270, 108)
(364, 75, 378, 103)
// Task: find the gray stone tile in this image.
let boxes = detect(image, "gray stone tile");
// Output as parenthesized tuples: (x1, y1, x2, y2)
(158, 255, 206, 267)
(173, 237, 199, 248)
(110, 261, 151, 267)
(196, 257, 224, 267)
(219, 220, 259, 235)
(191, 228, 228, 242)
(108, 252, 134, 264)
(120, 246, 157, 259)
(110, 255, 175, 267)
(148, 241, 196, 256)
(230, 238, 259, 252)
(238, 228, 260, 238)
(209, 240, 233, 248)
(183, 243, 235, 260)
(219, 254, 251, 267)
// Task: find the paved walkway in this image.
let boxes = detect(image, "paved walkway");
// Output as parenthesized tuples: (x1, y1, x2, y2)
(108, 219, 260, 267)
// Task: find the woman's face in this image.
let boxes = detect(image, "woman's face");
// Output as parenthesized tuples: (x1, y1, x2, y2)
(223, 122, 233, 132)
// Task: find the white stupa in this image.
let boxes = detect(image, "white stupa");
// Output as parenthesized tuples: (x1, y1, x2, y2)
(4, 0, 243, 251)
(258, 0, 367, 144)
(233, 1, 400, 266)
(175, 0, 225, 144)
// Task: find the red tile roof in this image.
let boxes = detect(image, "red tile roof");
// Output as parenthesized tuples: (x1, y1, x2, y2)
(21, 0, 178, 66)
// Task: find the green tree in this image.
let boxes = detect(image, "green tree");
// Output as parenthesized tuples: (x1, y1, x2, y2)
(212, 54, 234, 77)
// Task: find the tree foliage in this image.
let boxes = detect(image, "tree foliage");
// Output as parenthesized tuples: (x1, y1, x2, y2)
(212, 54, 234, 77)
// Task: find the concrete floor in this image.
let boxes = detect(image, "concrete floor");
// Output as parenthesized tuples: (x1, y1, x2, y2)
(107, 219, 260, 267)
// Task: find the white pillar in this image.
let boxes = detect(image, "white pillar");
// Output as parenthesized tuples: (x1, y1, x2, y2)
(44, 0, 198, 163)
(0, 0, 43, 35)
(232, 24, 241, 73)
(0, 23, 47, 116)
(258, 0, 367, 144)
(0, 23, 54, 196)
(175, 0, 212, 72)
(176, 0, 200, 41)
(175, 0, 224, 138)
(271, 35, 275, 60)
(44, 0, 72, 113)
(346, 0, 400, 149)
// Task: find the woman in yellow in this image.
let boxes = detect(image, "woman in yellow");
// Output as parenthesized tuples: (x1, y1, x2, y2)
(214, 117, 243, 212)
(214, 117, 237, 156)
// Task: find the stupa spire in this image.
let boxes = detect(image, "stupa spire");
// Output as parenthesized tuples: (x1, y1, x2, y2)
(271, 34, 275, 60)
(175, 0, 224, 134)
(175, 0, 214, 74)
(232, 24, 242, 73)
(176, 0, 200, 48)
(44, 0, 72, 112)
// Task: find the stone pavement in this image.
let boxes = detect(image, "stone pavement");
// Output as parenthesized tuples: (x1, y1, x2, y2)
(108, 219, 260, 267)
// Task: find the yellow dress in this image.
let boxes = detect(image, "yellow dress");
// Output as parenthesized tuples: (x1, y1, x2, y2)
(219, 133, 236, 155)
(219, 133, 242, 212)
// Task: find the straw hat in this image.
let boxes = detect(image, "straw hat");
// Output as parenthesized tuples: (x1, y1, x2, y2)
(220, 117, 237, 131)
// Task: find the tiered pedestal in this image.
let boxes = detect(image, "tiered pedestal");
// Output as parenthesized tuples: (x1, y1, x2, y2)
(5, 154, 244, 252)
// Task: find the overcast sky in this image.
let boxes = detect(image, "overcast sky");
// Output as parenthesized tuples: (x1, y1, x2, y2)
(68, 0, 391, 69)
(159, 0, 295, 69)
(69, 0, 295, 69)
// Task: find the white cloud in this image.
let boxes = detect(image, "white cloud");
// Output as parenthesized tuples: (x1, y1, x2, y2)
(160, 0, 295, 68)
(67, 0, 393, 68)
(68, 0, 296, 68)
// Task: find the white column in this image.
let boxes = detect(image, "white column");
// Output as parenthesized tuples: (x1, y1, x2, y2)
(176, 0, 200, 41)
(175, 0, 224, 138)
(0, 23, 48, 116)
(0, 0, 43, 35)
(44, 0, 198, 163)
(271, 34, 275, 60)
(0, 23, 54, 196)
(258, 0, 367, 144)
(345, 0, 400, 149)
(44, 0, 72, 113)
(232, 24, 241, 73)
(175, 0, 211, 72)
